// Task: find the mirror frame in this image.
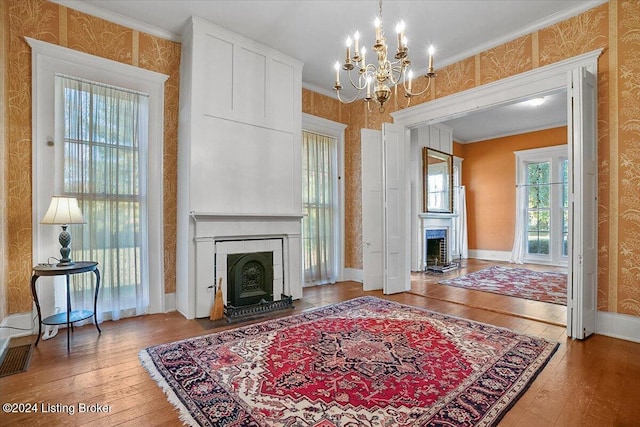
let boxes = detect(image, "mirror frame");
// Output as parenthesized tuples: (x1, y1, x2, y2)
(422, 148, 454, 213)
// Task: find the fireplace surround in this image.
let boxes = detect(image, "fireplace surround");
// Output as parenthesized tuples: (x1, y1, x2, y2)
(185, 213, 303, 319)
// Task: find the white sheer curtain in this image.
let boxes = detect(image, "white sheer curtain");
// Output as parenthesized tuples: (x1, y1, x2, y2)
(456, 185, 469, 259)
(58, 75, 149, 321)
(302, 130, 337, 285)
(510, 185, 526, 264)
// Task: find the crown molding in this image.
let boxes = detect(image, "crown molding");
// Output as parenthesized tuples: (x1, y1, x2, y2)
(436, 0, 608, 70)
(49, 0, 182, 42)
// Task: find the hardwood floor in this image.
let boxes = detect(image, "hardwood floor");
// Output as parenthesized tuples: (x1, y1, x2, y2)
(411, 259, 568, 326)
(1, 270, 639, 426)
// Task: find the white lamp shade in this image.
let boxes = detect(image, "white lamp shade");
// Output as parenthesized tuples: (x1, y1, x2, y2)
(41, 196, 86, 225)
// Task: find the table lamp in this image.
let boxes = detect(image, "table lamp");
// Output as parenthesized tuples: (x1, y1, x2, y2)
(41, 196, 86, 266)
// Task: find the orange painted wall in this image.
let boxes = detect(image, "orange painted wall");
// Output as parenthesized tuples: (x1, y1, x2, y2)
(461, 127, 567, 251)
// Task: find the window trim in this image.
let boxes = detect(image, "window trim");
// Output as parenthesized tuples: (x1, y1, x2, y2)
(28, 37, 168, 314)
(302, 113, 346, 282)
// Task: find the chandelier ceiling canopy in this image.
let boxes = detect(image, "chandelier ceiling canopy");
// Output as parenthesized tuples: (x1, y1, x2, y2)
(333, 0, 436, 112)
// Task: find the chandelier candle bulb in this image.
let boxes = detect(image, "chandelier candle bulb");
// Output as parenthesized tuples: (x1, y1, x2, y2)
(375, 17, 381, 41)
(407, 70, 413, 91)
(346, 37, 352, 64)
(354, 31, 360, 57)
(334, 61, 340, 85)
(396, 21, 405, 50)
(428, 45, 435, 71)
(361, 47, 366, 67)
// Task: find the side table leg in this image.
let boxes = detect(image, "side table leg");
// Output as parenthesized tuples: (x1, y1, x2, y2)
(66, 273, 71, 353)
(93, 268, 102, 334)
(30, 275, 42, 346)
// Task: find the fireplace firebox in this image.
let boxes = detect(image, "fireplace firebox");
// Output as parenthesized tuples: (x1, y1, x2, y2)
(425, 229, 457, 272)
(227, 251, 274, 307)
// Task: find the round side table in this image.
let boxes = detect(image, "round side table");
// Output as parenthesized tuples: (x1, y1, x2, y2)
(30, 261, 101, 352)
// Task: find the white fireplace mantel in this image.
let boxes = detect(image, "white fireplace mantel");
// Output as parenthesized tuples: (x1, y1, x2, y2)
(189, 213, 303, 318)
(175, 17, 303, 319)
(419, 213, 459, 269)
(419, 212, 458, 219)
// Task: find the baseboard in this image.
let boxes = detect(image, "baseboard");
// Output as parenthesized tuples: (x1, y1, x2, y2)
(0, 312, 36, 340)
(468, 249, 511, 262)
(0, 328, 9, 363)
(164, 292, 176, 312)
(343, 268, 363, 283)
(596, 311, 640, 343)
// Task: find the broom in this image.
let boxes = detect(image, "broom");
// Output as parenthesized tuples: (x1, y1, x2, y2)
(209, 277, 224, 321)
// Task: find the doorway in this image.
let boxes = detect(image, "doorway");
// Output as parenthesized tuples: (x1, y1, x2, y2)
(392, 49, 601, 339)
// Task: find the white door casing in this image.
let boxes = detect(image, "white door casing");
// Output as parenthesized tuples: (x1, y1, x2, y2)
(568, 67, 598, 339)
(392, 49, 602, 339)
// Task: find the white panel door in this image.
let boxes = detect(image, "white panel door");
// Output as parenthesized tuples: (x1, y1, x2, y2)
(568, 67, 598, 339)
(383, 123, 410, 294)
(361, 129, 383, 291)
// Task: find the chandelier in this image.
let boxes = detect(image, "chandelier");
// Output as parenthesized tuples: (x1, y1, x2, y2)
(333, 0, 436, 112)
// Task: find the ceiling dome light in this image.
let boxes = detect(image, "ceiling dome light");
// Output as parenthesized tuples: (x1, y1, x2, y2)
(528, 97, 546, 107)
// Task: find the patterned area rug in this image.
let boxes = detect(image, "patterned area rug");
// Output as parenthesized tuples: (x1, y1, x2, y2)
(140, 297, 558, 426)
(439, 266, 567, 305)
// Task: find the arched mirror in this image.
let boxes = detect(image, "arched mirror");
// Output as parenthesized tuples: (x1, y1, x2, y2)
(423, 148, 453, 213)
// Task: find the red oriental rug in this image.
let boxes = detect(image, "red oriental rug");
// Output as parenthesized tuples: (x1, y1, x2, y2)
(140, 297, 558, 426)
(439, 266, 567, 305)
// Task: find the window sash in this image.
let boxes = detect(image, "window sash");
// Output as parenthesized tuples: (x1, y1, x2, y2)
(302, 130, 337, 285)
(59, 75, 149, 320)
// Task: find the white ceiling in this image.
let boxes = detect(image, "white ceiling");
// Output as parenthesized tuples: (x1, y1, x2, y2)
(55, 0, 598, 142)
(441, 90, 568, 143)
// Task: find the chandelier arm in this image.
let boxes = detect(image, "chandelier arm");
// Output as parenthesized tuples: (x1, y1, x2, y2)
(346, 70, 368, 91)
(403, 77, 433, 98)
(335, 88, 364, 104)
(386, 61, 406, 85)
(393, 84, 412, 110)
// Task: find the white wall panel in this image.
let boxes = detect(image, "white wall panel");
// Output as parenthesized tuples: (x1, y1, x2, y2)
(234, 47, 266, 118)
(190, 117, 295, 214)
(269, 59, 295, 130)
(200, 33, 233, 114)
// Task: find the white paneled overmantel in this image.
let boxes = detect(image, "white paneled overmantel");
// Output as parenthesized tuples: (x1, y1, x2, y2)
(176, 17, 304, 319)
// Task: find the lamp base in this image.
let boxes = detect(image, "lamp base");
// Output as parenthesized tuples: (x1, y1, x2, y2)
(58, 225, 74, 267)
(56, 260, 75, 267)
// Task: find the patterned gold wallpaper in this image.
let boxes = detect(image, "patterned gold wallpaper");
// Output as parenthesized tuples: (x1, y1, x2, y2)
(0, 0, 7, 321)
(306, 1, 640, 318)
(2, 0, 180, 314)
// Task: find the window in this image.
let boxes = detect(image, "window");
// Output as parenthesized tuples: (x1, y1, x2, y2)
(514, 145, 568, 265)
(526, 161, 551, 255)
(29, 38, 167, 318)
(302, 130, 338, 285)
(60, 76, 149, 320)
